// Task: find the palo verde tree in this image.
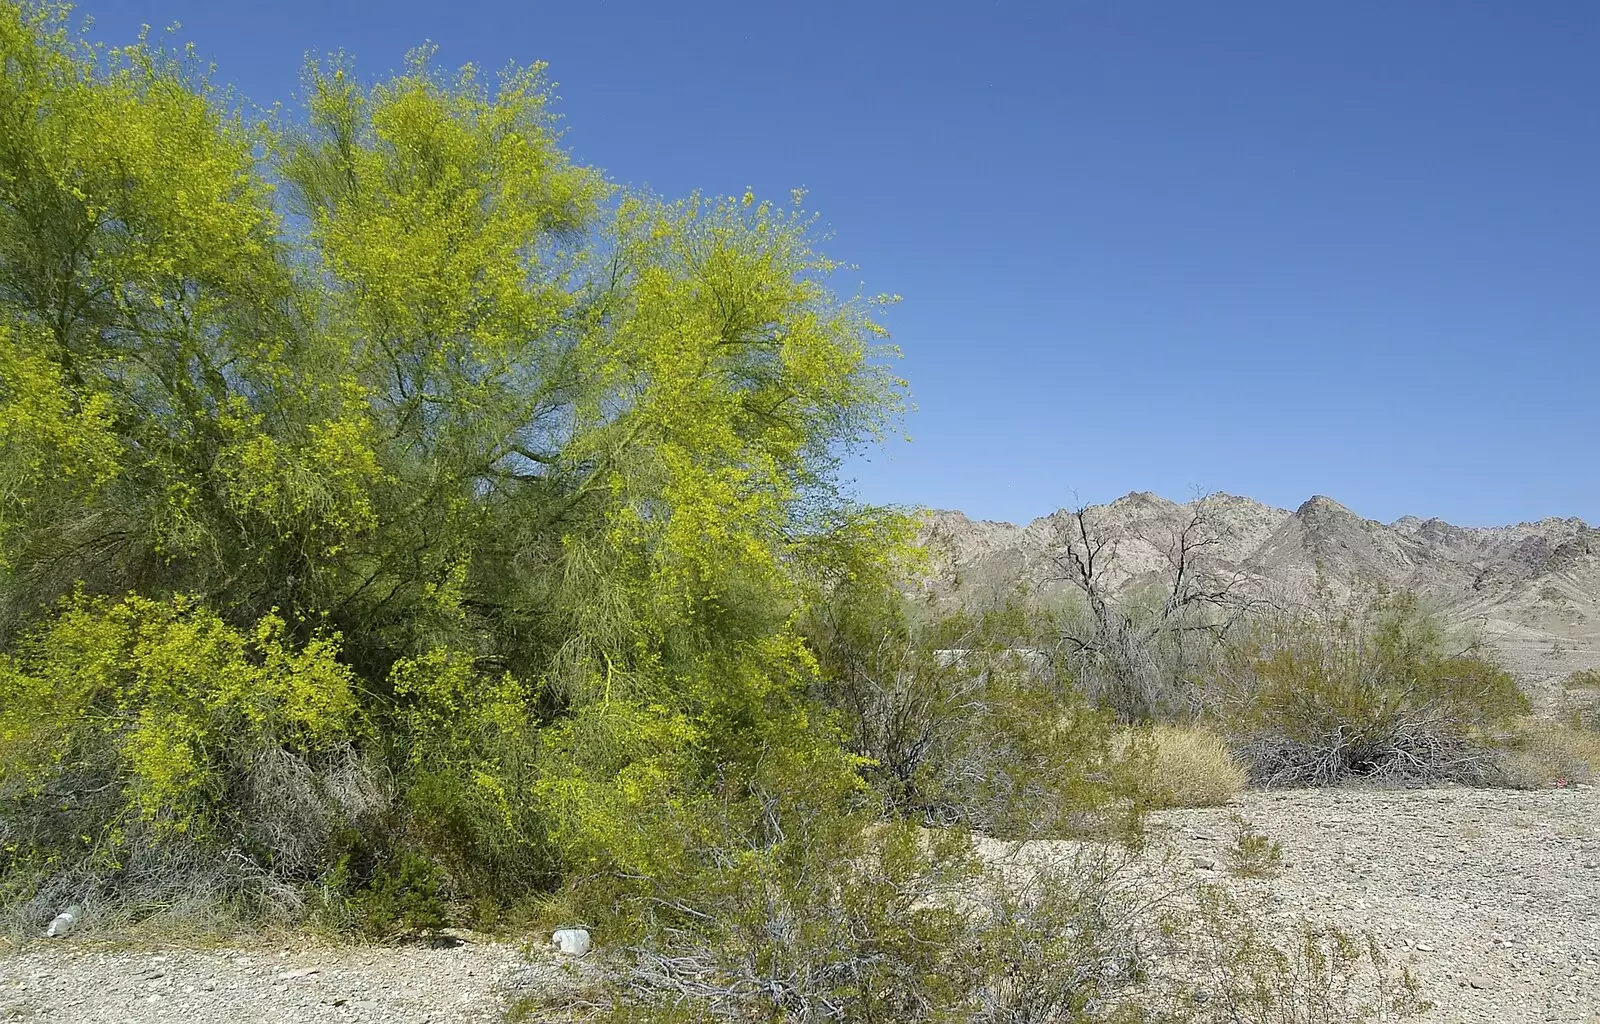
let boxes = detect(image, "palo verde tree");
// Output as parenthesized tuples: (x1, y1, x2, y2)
(0, 1, 910, 919)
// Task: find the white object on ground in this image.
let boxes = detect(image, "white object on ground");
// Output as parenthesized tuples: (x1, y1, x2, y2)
(46, 905, 82, 938)
(551, 928, 592, 956)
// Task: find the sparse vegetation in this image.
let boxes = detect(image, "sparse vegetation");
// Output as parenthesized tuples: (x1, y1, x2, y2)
(1178, 887, 1430, 1024)
(1207, 590, 1527, 786)
(1564, 668, 1600, 690)
(1225, 815, 1284, 878)
(1495, 718, 1600, 789)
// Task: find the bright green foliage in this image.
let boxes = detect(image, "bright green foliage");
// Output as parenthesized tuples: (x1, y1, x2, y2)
(0, 593, 362, 828)
(0, 322, 123, 564)
(0, 1, 936, 925)
(0, 593, 370, 924)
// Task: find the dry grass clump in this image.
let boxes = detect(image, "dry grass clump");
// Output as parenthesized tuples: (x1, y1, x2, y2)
(1495, 717, 1600, 789)
(1136, 723, 1248, 808)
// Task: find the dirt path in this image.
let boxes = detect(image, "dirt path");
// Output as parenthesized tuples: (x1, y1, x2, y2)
(2, 785, 1595, 1023)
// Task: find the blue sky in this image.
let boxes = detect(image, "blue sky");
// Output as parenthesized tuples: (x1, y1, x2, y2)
(79, 1, 1600, 526)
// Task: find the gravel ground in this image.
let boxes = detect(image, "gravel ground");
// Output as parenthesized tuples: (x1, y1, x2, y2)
(1150, 784, 1600, 1024)
(0, 936, 593, 1024)
(2, 784, 1596, 1023)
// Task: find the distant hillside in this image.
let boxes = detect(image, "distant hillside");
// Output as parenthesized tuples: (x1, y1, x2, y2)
(915, 492, 1600, 701)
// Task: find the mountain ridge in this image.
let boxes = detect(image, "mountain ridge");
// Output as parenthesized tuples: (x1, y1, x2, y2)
(915, 492, 1600, 699)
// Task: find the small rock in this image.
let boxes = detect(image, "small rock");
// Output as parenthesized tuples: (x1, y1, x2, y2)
(278, 968, 321, 981)
(1415, 943, 1436, 953)
(1467, 975, 1497, 990)
(1192, 855, 1219, 871)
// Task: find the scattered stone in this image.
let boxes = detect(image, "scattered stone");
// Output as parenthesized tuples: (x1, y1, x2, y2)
(278, 968, 321, 981)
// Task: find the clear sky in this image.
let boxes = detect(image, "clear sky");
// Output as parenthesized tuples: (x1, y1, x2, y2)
(77, 1, 1600, 527)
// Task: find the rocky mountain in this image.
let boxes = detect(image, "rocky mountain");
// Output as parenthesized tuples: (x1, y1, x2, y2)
(916, 492, 1600, 695)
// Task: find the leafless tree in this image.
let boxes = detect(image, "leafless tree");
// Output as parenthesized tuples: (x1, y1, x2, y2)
(1049, 493, 1265, 721)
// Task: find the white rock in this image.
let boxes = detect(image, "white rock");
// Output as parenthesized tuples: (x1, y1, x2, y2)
(552, 928, 592, 956)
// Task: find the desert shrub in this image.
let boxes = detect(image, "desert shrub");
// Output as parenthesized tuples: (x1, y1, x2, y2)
(807, 593, 1146, 840)
(334, 850, 449, 939)
(1494, 717, 1600, 789)
(1175, 886, 1430, 1024)
(1556, 671, 1600, 732)
(1225, 815, 1283, 879)
(1208, 590, 1528, 786)
(0, 593, 381, 930)
(525, 818, 1429, 1024)
(550, 814, 1165, 1024)
(1056, 590, 1224, 725)
(1135, 724, 1247, 808)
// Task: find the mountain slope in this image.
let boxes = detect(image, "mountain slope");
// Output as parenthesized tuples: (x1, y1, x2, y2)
(916, 492, 1600, 692)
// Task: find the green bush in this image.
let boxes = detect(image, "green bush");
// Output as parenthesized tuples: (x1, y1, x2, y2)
(1208, 590, 1527, 786)
(807, 592, 1147, 841)
(339, 851, 449, 939)
(0, 593, 383, 927)
(1226, 815, 1284, 878)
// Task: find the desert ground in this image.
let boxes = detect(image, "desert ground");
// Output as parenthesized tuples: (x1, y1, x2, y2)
(4, 783, 1594, 1024)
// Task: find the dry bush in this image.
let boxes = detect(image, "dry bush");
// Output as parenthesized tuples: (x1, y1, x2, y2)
(1135, 724, 1247, 808)
(1225, 815, 1284, 879)
(530, 831, 1428, 1024)
(1172, 885, 1430, 1024)
(1208, 590, 1527, 787)
(1494, 718, 1600, 789)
